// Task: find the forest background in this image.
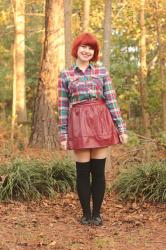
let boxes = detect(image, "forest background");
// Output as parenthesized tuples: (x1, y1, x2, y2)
(0, 1, 166, 249)
(0, 0, 166, 155)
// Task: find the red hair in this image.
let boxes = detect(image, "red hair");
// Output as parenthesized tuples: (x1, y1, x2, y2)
(71, 32, 99, 62)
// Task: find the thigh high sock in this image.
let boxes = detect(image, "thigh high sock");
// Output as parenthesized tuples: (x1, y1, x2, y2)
(90, 158, 106, 217)
(76, 161, 91, 217)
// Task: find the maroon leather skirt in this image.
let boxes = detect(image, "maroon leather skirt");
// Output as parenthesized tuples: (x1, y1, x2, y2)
(67, 99, 120, 150)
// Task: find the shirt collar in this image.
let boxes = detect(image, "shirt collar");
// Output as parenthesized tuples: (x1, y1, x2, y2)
(72, 63, 94, 72)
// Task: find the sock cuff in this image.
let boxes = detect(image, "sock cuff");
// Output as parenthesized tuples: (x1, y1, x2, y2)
(76, 161, 91, 169)
(76, 161, 91, 164)
(90, 158, 106, 162)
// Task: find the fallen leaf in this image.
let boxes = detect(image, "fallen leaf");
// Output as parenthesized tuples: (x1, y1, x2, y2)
(49, 241, 57, 246)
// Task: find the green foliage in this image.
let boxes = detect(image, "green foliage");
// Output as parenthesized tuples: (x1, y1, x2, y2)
(126, 131, 140, 147)
(113, 162, 166, 203)
(50, 158, 76, 193)
(0, 0, 166, 135)
(0, 158, 76, 202)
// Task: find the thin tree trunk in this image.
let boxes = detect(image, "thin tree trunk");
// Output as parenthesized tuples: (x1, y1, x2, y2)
(29, 0, 64, 149)
(140, 0, 150, 138)
(64, 0, 72, 67)
(11, 43, 16, 143)
(140, 0, 151, 160)
(103, 0, 112, 172)
(82, 0, 90, 32)
(11, 0, 27, 143)
(103, 0, 112, 70)
(13, 0, 27, 123)
(155, 0, 166, 132)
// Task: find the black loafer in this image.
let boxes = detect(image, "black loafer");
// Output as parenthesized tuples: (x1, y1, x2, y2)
(80, 215, 91, 225)
(92, 215, 103, 226)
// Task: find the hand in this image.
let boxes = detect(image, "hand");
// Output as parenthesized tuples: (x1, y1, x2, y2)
(60, 140, 68, 150)
(119, 133, 128, 144)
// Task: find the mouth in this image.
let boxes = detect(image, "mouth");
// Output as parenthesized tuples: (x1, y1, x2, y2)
(81, 52, 92, 57)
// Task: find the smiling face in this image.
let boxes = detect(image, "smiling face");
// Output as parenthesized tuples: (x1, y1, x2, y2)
(77, 44, 95, 63)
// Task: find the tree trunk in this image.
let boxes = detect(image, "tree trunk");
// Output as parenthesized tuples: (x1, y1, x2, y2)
(11, 0, 27, 143)
(82, 0, 90, 32)
(64, 0, 72, 67)
(103, 0, 112, 70)
(155, 0, 166, 132)
(11, 42, 16, 142)
(139, 0, 150, 138)
(139, 0, 151, 160)
(11, 0, 27, 126)
(103, 0, 112, 172)
(29, 0, 65, 149)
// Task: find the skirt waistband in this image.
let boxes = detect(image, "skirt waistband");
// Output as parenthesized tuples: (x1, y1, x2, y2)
(70, 98, 105, 108)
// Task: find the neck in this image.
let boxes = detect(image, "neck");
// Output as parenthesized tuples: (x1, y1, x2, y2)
(76, 59, 90, 71)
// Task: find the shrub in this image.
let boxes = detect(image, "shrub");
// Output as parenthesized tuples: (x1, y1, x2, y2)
(50, 158, 76, 193)
(113, 161, 166, 203)
(0, 158, 76, 202)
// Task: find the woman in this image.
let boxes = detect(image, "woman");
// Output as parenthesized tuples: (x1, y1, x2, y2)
(58, 32, 128, 226)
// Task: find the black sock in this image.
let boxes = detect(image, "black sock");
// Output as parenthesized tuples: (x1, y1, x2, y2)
(90, 158, 106, 217)
(76, 161, 91, 217)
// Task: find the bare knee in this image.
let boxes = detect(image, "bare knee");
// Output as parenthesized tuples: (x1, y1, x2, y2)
(90, 147, 108, 159)
(74, 149, 91, 162)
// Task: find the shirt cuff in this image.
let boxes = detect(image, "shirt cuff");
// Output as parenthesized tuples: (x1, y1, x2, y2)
(59, 133, 68, 142)
(118, 128, 127, 135)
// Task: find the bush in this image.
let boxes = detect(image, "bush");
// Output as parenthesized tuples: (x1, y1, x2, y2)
(50, 158, 76, 193)
(0, 158, 76, 202)
(113, 162, 166, 203)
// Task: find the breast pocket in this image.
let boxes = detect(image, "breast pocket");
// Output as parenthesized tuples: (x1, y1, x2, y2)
(68, 77, 85, 97)
(87, 75, 103, 96)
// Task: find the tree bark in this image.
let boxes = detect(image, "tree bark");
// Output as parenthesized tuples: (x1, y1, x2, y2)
(103, 0, 112, 171)
(139, 0, 151, 160)
(103, 0, 112, 70)
(64, 0, 72, 67)
(139, 0, 150, 138)
(155, 0, 166, 132)
(12, 0, 27, 124)
(82, 0, 90, 32)
(29, 0, 65, 149)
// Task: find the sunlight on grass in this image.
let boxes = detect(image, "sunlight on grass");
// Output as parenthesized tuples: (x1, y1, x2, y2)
(0, 157, 76, 201)
(113, 162, 166, 203)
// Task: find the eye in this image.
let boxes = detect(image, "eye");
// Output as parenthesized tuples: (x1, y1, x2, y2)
(89, 47, 94, 51)
(80, 44, 86, 48)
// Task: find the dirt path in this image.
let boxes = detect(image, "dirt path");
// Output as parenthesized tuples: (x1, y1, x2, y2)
(0, 193, 166, 250)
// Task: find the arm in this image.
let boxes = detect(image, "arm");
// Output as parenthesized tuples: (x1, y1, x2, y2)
(58, 72, 69, 143)
(102, 67, 127, 135)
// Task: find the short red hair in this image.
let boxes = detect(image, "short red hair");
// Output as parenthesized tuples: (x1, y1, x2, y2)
(71, 32, 99, 62)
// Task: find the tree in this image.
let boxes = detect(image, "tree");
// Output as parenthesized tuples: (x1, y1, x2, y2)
(29, 0, 64, 149)
(64, 0, 72, 67)
(103, 0, 112, 70)
(155, 0, 166, 133)
(11, 0, 27, 140)
(139, 0, 150, 137)
(82, 0, 90, 31)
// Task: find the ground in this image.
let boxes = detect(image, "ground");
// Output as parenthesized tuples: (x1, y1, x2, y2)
(0, 125, 166, 250)
(0, 193, 166, 250)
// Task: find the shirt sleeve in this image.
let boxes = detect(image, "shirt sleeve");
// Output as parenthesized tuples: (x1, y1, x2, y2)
(102, 67, 127, 134)
(58, 72, 69, 142)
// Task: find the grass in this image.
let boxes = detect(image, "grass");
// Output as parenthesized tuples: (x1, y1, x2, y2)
(113, 161, 166, 203)
(0, 158, 76, 202)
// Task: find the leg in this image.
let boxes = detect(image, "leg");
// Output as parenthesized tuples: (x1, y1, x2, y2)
(90, 147, 108, 159)
(90, 147, 108, 225)
(73, 149, 91, 162)
(74, 149, 91, 225)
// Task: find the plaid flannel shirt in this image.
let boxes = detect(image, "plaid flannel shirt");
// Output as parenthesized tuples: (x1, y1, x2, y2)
(58, 64, 126, 142)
